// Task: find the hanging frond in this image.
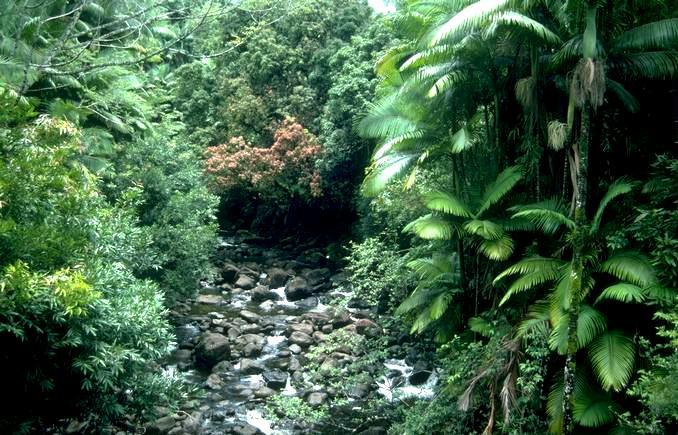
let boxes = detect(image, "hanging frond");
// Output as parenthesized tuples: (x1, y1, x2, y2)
(403, 213, 456, 240)
(479, 235, 515, 261)
(362, 153, 417, 196)
(477, 165, 522, 216)
(485, 11, 562, 46)
(599, 251, 656, 287)
(606, 79, 640, 113)
(428, 70, 470, 97)
(613, 18, 678, 52)
(424, 190, 474, 217)
(400, 44, 457, 71)
(376, 43, 412, 85)
(547, 120, 569, 150)
(428, 0, 512, 46)
(590, 178, 636, 234)
(499, 267, 562, 306)
(610, 51, 678, 80)
(510, 198, 575, 234)
(595, 283, 645, 305)
(358, 95, 422, 139)
(449, 126, 472, 153)
(494, 256, 566, 284)
(588, 330, 636, 391)
(463, 219, 504, 239)
(373, 130, 427, 160)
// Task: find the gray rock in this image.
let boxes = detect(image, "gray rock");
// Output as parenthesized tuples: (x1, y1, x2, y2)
(266, 267, 289, 288)
(289, 331, 313, 347)
(196, 294, 225, 305)
(240, 358, 265, 375)
(288, 323, 314, 336)
(205, 373, 224, 390)
(263, 370, 288, 389)
(409, 361, 432, 385)
(221, 262, 240, 283)
(239, 310, 261, 323)
(254, 386, 277, 398)
(289, 344, 302, 354)
(296, 296, 318, 309)
(306, 391, 328, 407)
(304, 268, 331, 286)
(231, 422, 263, 435)
(194, 333, 230, 369)
(212, 360, 233, 374)
(147, 415, 175, 434)
(251, 285, 278, 302)
(284, 277, 312, 301)
(235, 274, 256, 290)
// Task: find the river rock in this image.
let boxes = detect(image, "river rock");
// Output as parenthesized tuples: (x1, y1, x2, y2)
(297, 296, 318, 309)
(285, 277, 312, 301)
(235, 274, 256, 290)
(205, 373, 224, 390)
(304, 268, 331, 286)
(265, 267, 289, 288)
(289, 331, 313, 347)
(194, 333, 230, 369)
(263, 370, 288, 389)
(288, 323, 314, 336)
(231, 422, 263, 435)
(409, 361, 432, 385)
(305, 391, 328, 407)
(251, 285, 278, 302)
(355, 318, 381, 337)
(221, 262, 240, 283)
(240, 358, 265, 375)
(196, 294, 224, 305)
(332, 311, 352, 328)
(147, 415, 175, 434)
(212, 360, 233, 374)
(254, 386, 276, 398)
(239, 310, 261, 323)
(289, 344, 302, 354)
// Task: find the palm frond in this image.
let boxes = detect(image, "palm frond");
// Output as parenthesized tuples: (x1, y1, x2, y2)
(595, 283, 645, 305)
(599, 251, 656, 287)
(485, 11, 562, 45)
(373, 130, 427, 160)
(588, 329, 636, 391)
(477, 165, 522, 216)
(428, 70, 470, 97)
(403, 213, 456, 240)
(516, 301, 550, 338)
(479, 235, 515, 261)
(510, 198, 575, 234)
(449, 126, 472, 153)
(423, 190, 473, 217)
(590, 178, 636, 234)
(463, 219, 504, 239)
(428, 0, 512, 46)
(609, 51, 678, 80)
(362, 153, 417, 196)
(400, 44, 457, 71)
(494, 256, 566, 284)
(613, 18, 678, 52)
(606, 79, 640, 113)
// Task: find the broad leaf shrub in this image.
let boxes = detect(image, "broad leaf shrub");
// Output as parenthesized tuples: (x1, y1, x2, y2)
(204, 117, 323, 206)
(0, 111, 185, 432)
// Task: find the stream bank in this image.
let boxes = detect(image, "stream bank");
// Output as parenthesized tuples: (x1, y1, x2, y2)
(149, 231, 437, 434)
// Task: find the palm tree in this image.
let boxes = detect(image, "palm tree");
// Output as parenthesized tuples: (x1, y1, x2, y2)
(495, 178, 666, 432)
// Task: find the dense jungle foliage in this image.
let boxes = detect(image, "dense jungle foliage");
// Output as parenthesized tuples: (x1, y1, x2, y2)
(0, 0, 677, 434)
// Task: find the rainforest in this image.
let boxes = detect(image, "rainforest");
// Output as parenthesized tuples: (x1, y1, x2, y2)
(1, 0, 677, 434)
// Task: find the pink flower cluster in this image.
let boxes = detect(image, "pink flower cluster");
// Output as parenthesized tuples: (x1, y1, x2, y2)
(204, 118, 323, 202)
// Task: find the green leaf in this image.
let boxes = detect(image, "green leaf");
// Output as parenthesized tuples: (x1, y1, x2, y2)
(477, 166, 522, 216)
(613, 18, 678, 52)
(588, 330, 636, 391)
(599, 252, 656, 287)
(494, 256, 566, 285)
(428, 0, 512, 46)
(403, 214, 456, 240)
(595, 283, 645, 305)
(510, 198, 574, 234)
(590, 178, 635, 234)
(463, 219, 504, 239)
(362, 153, 417, 196)
(423, 191, 473, 218)
(478, 235, 514, 261)
(484, 12, 562, 45)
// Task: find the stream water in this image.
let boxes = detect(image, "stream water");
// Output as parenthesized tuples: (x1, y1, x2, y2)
(158, 233, 437, 435)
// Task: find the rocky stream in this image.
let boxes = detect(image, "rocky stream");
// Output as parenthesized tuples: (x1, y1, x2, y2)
(149, 232, 437, 435)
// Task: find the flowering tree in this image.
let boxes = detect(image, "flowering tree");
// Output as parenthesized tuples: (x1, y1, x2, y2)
(204, 118, 323, 205)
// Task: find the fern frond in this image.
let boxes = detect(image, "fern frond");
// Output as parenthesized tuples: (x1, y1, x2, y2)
(423, 190, 473, 217)
(595, 283, 645, 305)
(477, 165, 522, 216)
(599, 251, 656, 287)
(403, 214, 456, 240)
(479, 235, 514, 261)
(588, 330, 636, 391)
(510, 198, 574, 234)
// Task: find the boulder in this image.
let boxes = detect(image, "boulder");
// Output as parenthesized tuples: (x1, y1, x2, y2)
(251, 285, 278, 302)
(296, 296, 318, 309)
(263, 370, 288, 389)
(284, 277, 312, 301)
(306, 391, 328, 407)
(289, 331, 313, 347)
(221, 262, 240, 283)
(409, 361, 432, 385)
(254, 386, 276, 398)
(265, 267, 289, 288)
(239, 310, 261, 323)
(235, 274, 256, 290)
(287, 323, 314, 336)
(147, 415, 175, 434)
(355, 318, 381, 337)
(240, 358, 265, 375)
(231, 422, 263, 435)
(194, 333, 230, 369)
(304, 268, 331, 286)
(196, 294, 224, 305)
(205, 373, 224, 390)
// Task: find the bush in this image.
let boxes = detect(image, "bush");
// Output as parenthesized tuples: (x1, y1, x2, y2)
(0, 114, 185, 432)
